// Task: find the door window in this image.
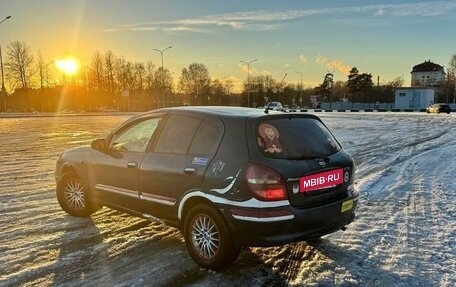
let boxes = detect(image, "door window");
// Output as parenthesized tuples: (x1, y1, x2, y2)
(110, 117, 161, 152)
(189, 120, 219, 155)
(154, 114, 220, 155)
(154, 114, 201, 154)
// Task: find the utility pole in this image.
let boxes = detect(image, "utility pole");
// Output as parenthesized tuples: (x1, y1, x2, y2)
(153, 46, 172, 107)
(1, 16, 12, 112)
(240, 59, 257, 107)
(295, 71, 303, 107)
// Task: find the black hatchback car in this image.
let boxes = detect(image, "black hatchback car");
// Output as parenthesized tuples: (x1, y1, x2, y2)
(55, 106, 358, 269)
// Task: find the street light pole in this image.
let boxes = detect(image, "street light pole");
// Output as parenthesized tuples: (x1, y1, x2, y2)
(154, 45, 173, 70)
(279, 73, 287, 103)
(153, 46, 172, 107)
(295, 71, 303, 106)
(240, 59, 257, 107)
(0, 15, 11, 25)
(1, 15, 12, 112)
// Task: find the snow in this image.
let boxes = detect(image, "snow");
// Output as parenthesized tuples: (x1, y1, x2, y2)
(0, 112, 455, 287)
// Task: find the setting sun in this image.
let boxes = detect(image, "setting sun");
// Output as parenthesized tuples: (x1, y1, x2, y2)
(55, 57, 79, 75)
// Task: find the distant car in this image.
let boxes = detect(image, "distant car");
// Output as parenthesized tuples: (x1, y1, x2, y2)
(55, 106, 358, 270)
(265, 101, 283, 111)
(290, 105, 301, 112)
(426, 103, 451, 114)
(99, 107, 119, 112)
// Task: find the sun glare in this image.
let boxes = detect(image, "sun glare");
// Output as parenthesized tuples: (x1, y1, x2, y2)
(55, 58, 79, 76)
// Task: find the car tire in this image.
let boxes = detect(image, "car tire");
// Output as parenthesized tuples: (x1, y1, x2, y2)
(56, 172, 99, 217)
(437, 109, 440, 114)
(184, 204, 240, 270)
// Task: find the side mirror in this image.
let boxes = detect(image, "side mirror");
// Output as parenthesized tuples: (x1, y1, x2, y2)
(91, 138, 108, 152)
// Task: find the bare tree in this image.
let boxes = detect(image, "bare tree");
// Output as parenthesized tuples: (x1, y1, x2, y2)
(35, 51, 49, 88)
(104, 50, 115, 95)
(88, 50, 105, 107)
(178, 63, 210, 105)
(5, 40, 34, 89)
(210, 79, 224, 105)
(145, 61, 155, 90)
(133, 62, 146, 91)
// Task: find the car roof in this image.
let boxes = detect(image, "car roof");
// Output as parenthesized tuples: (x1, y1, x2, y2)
(154, 106, 287, 118)
(122, 106, 321, 128)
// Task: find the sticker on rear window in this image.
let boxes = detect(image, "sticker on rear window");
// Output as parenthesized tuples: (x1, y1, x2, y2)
(300, 168, 344, 192)
(258, 123, 283, 153)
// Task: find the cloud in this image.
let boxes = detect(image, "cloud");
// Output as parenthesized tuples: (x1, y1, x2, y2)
(284, 64, 291, 68)
(316, 55, 351, 76)
(327, 60, 351, 76)
(299, 55, 308, 64)
(316, 56, 329, 65)
(238, 63, 259, 75)
(102, 1, 456, 34)
(374, 8, 384, 16)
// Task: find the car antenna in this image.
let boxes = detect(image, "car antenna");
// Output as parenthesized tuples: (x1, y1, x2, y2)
(264, 101, 272, 114)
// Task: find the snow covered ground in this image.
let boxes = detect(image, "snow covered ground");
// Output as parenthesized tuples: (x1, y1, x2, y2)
(0, 112, 455, 287)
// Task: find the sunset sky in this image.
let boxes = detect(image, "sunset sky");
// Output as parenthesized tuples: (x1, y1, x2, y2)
(1, 0, 456, 90)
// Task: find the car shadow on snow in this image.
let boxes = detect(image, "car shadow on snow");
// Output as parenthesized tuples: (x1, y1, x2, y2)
(52, 216, 111, 286)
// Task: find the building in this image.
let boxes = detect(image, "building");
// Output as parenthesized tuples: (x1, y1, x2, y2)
(394, 88, 434, 110)
(411, 60, 445, 87)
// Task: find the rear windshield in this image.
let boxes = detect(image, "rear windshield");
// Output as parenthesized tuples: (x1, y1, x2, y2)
(256, 117, 341, 159)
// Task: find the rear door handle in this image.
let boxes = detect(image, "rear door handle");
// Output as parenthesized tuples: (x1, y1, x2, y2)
(184, 167, 196, 175)
(127, 162, 137, 168)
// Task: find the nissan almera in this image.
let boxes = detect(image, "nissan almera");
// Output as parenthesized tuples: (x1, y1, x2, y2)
(55, 106, 358, 270)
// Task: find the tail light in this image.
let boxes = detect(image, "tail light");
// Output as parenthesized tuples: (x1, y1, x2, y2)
(244, 163, 287, 201)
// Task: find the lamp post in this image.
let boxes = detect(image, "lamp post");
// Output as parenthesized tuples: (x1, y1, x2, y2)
(295, 71, 303, 106)
(153, 46, 172, 107)
(154, 46, 173, 70)
(278, 73, 287, 103)
(1, 15, 12, 112)
(326, 72, 334, 109)
(240, 58, 257, 107)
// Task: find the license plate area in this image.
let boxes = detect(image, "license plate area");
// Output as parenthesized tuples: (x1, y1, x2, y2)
(299, 168, 344, 193)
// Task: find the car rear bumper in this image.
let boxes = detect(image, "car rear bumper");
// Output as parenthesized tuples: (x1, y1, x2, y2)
(220, 193, 358, 247)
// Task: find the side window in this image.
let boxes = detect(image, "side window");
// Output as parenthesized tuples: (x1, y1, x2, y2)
(155, 114, 201, 154)
(189, 120, 219, 155)
(110, 117, 161, 152)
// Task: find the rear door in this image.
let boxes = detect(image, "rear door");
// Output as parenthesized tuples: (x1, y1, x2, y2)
(138, 113, 222, 220)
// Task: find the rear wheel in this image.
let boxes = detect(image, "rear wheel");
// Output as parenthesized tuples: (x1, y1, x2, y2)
(184, 204, 240, 270)
(56, 172, 99, 217)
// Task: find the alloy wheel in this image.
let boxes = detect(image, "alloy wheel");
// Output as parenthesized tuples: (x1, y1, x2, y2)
(64, 179, 86, 210)
(191, 214, 220, 259)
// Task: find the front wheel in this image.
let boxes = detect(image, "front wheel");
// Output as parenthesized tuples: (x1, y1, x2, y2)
(56, 172, 99, 217)
(184, 204, 240, 270)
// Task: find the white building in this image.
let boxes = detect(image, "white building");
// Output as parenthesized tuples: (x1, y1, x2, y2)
(394, 88, 435, 110)
(411, 60, 445, 87)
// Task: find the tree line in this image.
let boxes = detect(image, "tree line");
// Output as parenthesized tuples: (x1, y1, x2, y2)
(1, 40, 455, 112)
